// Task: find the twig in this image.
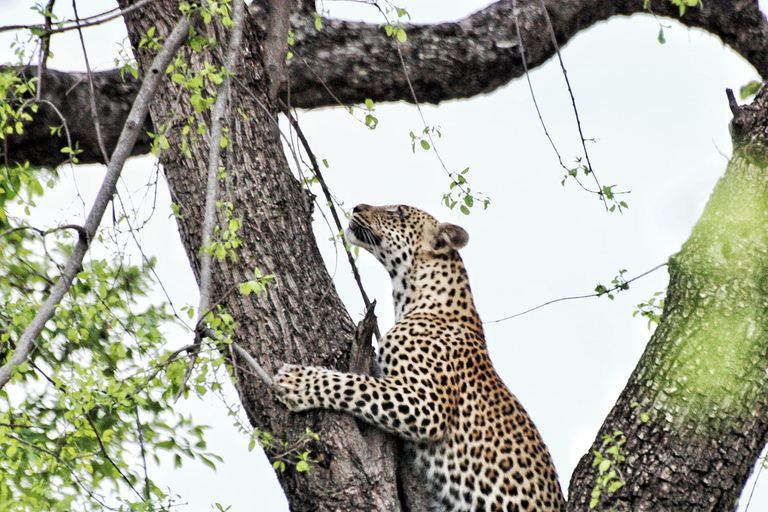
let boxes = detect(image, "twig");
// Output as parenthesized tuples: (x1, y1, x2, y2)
(0, 0, 157, 36)
(72, 0, 110, 165)
(281, 105, 377, 322)
(744, 454, 768, 512)
(134, 407, 151, 503)
(0, 11, 195, 391)
(390, 25, 471, 199)
(196, 0, 245, 321)
(726, 88, 741, 116)
(0, 223, 86, 241)
(231, 342, 274, 388)
(37, 0, 56, 98)
(538, 0, 609, 210)
(85, 414, 145, 502)
(512, 0, 574, 184)
(485, 263, 667, 324)
(177, 0, 246, 401)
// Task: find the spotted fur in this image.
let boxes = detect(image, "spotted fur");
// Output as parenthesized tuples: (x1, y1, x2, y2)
(275, 204, 566, 511)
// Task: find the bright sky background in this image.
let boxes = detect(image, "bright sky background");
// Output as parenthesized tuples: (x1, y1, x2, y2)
(1, 0, 767, 510)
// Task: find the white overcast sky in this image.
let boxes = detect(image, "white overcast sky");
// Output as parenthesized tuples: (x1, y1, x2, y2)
(1, 0, 767, 510)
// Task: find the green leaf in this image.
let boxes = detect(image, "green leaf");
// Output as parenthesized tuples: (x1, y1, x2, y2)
(396, 29, 407, 43)
(740, 80, 763, 100)
(608, 480, 624, 493)
(420, 140, 430, 150)
(657, 27, 666, 44)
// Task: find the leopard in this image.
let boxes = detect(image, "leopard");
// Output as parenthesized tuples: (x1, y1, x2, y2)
(275, 203, 566, 512)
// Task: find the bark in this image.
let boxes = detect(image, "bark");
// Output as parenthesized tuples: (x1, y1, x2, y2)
(117, 1, 404, 511)
(566, 87, 768, 512)
(4, 0, 768, 167)
(5, 0, 768, 510)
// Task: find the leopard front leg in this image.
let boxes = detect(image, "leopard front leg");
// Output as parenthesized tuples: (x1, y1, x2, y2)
(274, 364, 452, 442)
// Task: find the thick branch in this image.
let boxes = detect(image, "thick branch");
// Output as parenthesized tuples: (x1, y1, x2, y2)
(4, 0, 768, 167)
(4, 67, 153, 168)
(270, 0, 768, 108)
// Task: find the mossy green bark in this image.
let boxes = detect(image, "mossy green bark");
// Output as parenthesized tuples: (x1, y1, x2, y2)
(650, 154, 768, 428)
(568, 154, 768, 511)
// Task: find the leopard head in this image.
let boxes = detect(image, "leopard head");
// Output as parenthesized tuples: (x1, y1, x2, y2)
(345, 204, 469, 278)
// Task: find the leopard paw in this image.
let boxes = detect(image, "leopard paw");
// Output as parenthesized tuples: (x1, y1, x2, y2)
(274, 364, 319, 412)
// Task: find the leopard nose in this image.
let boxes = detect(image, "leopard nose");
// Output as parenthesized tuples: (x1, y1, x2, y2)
(353, 204, 373, 213)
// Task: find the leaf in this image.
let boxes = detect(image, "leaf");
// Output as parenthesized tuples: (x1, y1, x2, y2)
(420, 140, 430, 150)
(657, 27, 666, 44)
(396, 29, 407, 43)
(200, 455, 217, 470)
(740, 80, 763, 100)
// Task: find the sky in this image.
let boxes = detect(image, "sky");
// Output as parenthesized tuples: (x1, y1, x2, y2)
(1, 0, 767, 511)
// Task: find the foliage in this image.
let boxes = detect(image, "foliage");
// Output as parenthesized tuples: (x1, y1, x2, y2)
(633, 291, 665, 330)
(589, 430, 626, 510)
(250, 427, 321, 475)
(0, 221, 227, 511)
(594, 269, 630, 300)
(740, 81, 763, 101)
(0, 2, 272, 510)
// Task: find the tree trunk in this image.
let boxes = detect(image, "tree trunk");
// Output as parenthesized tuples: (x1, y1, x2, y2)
(566, 94, 768, 510)
(7, 0, 768, 510)
(117, 1, 407, 510)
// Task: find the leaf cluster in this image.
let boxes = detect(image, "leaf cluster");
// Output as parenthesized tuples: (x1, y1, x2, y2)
(589, 430, 626, 510)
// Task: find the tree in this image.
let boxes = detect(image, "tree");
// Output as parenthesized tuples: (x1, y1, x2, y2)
(1, 0, 768, 511)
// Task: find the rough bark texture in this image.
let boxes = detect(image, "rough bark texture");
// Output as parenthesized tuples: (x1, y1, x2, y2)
(567, 88, 768, 512)
(5, 0, 768, 510)
(116, 2, 404, 511)
(4, 0, 768, 167)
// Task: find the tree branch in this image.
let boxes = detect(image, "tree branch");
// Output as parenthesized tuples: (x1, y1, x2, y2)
(0, 12, 194, 390)
(5, 0, 768, 167)
(175, 0, 247, 401)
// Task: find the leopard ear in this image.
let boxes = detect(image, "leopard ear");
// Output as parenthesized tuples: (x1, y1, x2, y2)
(429, 222, 469, 253)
